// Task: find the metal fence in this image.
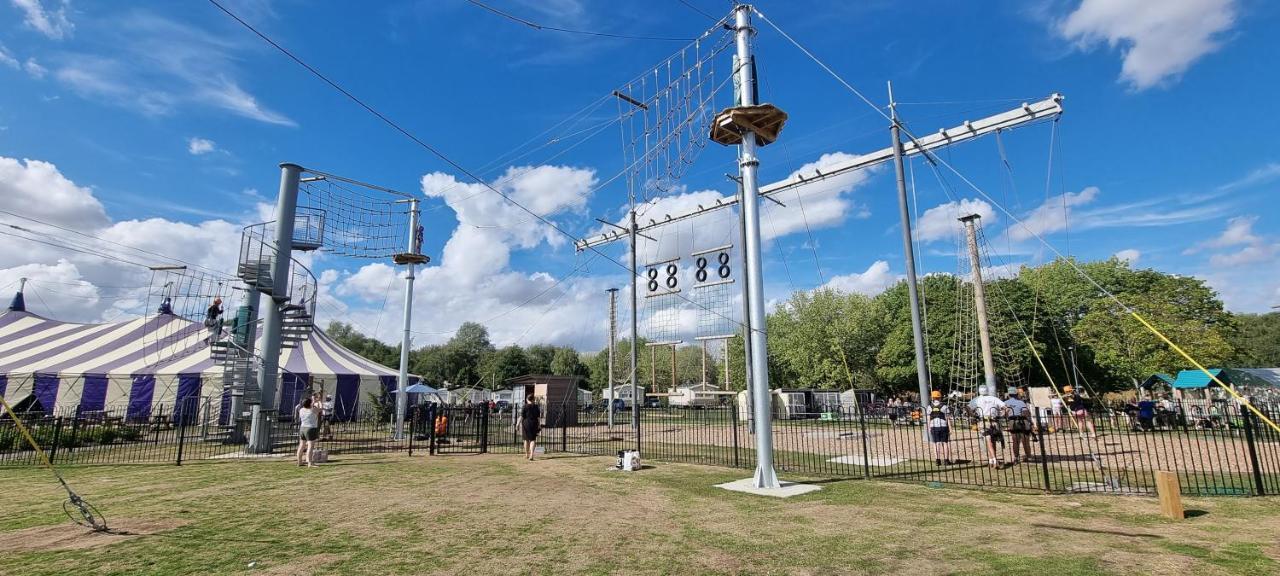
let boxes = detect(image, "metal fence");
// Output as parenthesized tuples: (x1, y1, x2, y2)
(0, 398, 423, 466)
(5, 398, 1278, 497)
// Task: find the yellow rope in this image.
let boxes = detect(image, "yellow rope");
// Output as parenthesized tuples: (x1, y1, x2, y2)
(0, 392, 57, 471)
(1021, 333, 1082, 434)
(1129, 311, 1280, 434)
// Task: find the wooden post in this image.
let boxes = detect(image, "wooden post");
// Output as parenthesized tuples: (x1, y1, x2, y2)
(1155, 470, 1184, 520)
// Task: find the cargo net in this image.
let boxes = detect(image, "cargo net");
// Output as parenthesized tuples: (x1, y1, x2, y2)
(616, 25, 735, 200)
(692, 244, 736, 340)
(642, 258, 683, 346)
(143, 267, 234, 367)
(296, 171, 415, 259)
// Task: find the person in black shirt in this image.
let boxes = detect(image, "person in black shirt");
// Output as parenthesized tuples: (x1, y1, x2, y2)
(204, 298, 223, 345)
(519, 394, 542, 461)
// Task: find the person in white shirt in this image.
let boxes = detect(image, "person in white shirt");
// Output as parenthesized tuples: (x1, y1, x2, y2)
(970, 385, 1007, 469)
(296, 396, 321, 467)
(1049, 394, 1065, 432)
(321, 394, 335, 440)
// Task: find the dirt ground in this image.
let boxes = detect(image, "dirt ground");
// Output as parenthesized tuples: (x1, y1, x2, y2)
(0, 453, 1276, 575)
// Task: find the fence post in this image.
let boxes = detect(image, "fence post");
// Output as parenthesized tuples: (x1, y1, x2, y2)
(857, 399, 870, 480)
(481, 407, 489, 454)
(49, 417, 64, 465)
(1037, 409, 1052, 493)
(560, 408, 568, 453)
(175, 401, 188, 466)
(1241, 408, 1266, 497)
(730, 402, 741, 468)
(408, 408, 416, 457)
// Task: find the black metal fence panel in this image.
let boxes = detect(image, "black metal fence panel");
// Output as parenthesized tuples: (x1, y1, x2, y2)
(4, 397, 1277, 498)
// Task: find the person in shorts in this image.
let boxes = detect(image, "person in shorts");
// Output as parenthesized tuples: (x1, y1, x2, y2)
(1003, 388, 1032, 464)
(971, 385, 1007, 469)
(321, 394, 335, 439)
(1065, 386, 1097, 438)
(927, 390, 952, 466)
(295, 396, 320, 467)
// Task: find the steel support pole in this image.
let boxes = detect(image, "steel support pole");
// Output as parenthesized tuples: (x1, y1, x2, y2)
(607, 287, 618, 428)
(960, 214, 998, 391)
(734, 5, 779, 489)
(229, 289, 259, 444)
(394, 199, 421, 440)
(248, 162, 301, 453)
(629, 209, 641, 452)
(888, 82, 933, 439)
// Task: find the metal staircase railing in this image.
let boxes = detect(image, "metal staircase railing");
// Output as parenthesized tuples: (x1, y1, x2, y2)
(229, 219, 321, 408)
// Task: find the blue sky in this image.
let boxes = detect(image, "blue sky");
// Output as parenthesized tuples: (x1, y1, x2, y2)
(0, 0, 1278, 351)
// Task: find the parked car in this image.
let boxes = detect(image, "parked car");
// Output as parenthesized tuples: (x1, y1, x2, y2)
(493, 400, 511, 413)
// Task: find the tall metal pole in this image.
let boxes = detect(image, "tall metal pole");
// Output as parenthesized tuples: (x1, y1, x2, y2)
(889, 82, 933, 438)
(606, 287, 618, 427)
(629, 208, 641, 452)
(960, 214, 998, 391)
(734, 5, 779, 489)
(394, 198, 421, 439)
(248, 162, 301, 453)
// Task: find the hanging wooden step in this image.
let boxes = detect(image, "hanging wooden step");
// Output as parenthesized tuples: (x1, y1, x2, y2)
(709, 103, 788, 147)
(393, 253, 431, 265)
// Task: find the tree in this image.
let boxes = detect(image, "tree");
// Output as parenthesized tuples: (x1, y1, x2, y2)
(1073, 271, 1235, 386)
(769, 288, 886, 390)
(480, 345, 530, 387)
(438, 322, 495, 387)
(550, 347, 588, 378)
(1230, 313, 1280, 367)
(525, 344, 556, 375)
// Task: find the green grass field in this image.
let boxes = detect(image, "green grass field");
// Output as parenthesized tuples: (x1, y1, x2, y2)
(0, 453, 1276, 575)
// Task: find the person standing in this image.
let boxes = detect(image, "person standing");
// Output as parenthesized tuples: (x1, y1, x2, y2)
(927, 391, 952, 466)
(296, 396, 320, 467)
(204, 298, 224, 345)
(1137, 396, 1156, 432)
(519, 394, 542, 461)
(1064, 386, 1097, 438)
(1049, 392, 1065, 433)
(971, 386, 1007, 469)
(1004, 388, 1032, 465)
(321, 394, 335, 439)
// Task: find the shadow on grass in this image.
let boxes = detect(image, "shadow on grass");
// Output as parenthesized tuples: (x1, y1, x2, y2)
(1185, 509, 1209, 518)
(1030, 523, 1163, 538)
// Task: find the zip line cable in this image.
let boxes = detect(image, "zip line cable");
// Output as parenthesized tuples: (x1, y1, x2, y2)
(464, 0, 697, 42)
(675, 0, 719, 22)
(754, 6, 1280, 433)
(209, 0, 751, 334)
(0, 209, 235, 280)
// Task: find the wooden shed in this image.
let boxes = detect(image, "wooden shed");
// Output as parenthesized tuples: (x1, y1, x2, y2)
(507, 374, 581, 427)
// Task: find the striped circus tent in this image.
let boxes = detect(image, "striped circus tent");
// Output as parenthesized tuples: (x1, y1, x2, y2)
(0, 305, 409, 422)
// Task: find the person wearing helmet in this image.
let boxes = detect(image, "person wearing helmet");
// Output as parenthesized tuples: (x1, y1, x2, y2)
(927, 390, 952, 466)
(970, 385, 1007, 469)
(1004, 387, 1032, 464)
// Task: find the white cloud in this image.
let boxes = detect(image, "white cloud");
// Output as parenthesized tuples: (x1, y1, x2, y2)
(1058, 0, 1237, 90)
(0, 155, 248, 322)
(1217, 162, 1280, 193)
(1205, 215, 1259, 249)
(822, 260, 901, 296)
(1009, 186, 1099, 241)
(49, 12, 294, 125)
(916, 198, 995, 243)
(0, 44, 18, 68)
(1114, 248, 1141, 264)
(11, 0, 74, 40)
(0, 157, 109, 240)
(188, 137, 217, 155)
(22, 57, 45, 78)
